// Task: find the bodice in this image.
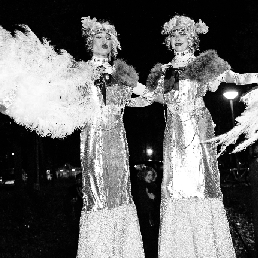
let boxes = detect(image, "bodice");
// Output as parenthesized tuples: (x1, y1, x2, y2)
(90, 83, 133, 126)
(161, 77, 206, 114)
(104, 84, 132, 107)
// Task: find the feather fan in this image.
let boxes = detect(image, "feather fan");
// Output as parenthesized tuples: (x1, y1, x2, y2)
(209, 87, 258, 155)
(0, 25, 100, 138)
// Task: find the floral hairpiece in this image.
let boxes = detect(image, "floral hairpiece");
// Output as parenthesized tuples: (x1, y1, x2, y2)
(162, 15, 208, 36)
(162, 15, 209, 51)
(81, 16, 121, 57)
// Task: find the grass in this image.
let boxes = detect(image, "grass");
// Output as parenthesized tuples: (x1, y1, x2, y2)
(0, 180, 256, 258)
(0, 180, 78, 258)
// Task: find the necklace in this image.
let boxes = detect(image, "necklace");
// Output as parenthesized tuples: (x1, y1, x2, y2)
(90, 56, 114, 75)
(174, 49, 192, 57)
(172, 50, 195, 68)
(91, 56, 109, 66)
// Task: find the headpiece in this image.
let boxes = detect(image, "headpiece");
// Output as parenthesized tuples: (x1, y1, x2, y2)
(162, 15, 209, 52)
(81, 16, 121, 57)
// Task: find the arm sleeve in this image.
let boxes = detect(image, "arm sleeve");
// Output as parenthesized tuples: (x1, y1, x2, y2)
(206, 70, 258, 95)
(227, 71, 258, 85)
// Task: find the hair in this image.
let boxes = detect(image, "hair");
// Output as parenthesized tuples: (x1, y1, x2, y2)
(164, 31, 200, 53)
(162, 15, 208, 52)
(137, 166, 157, 182)
(81, 17, 121, 58)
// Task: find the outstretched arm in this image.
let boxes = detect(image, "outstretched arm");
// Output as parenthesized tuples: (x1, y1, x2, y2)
(128, 82, 165, 107)
(207, 70, 258, 93)
(128, 62, 166, 107)
(224, 70, 258, 85)
(129, 83, 156, 107)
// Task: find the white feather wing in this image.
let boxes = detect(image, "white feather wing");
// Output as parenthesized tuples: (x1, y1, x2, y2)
(210, 87, 258, 155)
(0, 25, 100, 138)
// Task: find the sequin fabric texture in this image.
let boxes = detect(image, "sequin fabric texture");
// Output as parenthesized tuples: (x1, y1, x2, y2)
(155, 53, 236, 258)
(77, 60, 144, 258)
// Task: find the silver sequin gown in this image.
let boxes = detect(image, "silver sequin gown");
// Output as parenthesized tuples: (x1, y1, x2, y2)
(76, 62, 144, 258)
(159, 80, 236, 258)
(139, 52, 236, 258)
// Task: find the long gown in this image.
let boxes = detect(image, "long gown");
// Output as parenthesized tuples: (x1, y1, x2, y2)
(159, 80, 236, 258)
(0, 26, 144, 257)
(76, 60, 144, 258)
(144, 50, 237, 258)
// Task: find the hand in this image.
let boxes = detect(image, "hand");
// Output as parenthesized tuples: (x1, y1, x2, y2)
(133, 82, 146, 95)
(245, 73, 255, 84)
(225, 71, 235, 83)
(155, 94, 165, 104)
(148, 193, 155, 200)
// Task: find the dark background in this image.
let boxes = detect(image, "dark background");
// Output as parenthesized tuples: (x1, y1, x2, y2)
(0, 1, 257, 257)
(0, 0, 258, 171)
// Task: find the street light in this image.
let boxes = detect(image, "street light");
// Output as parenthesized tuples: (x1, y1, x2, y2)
(223, 89, 240, 174)
(146, 148, 153, 156)
(223, 90, 239, 126)
(146, 147, 153, 161)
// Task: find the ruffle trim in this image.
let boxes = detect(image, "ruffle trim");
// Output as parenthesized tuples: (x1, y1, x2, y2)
(159, 198, 236, 258)
(77, 203, 144, 258)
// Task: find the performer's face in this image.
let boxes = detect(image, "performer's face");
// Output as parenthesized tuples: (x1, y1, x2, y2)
(145, 171, 154, 183)
(93, 32, 112, 58)
(170, 26, 189, 52)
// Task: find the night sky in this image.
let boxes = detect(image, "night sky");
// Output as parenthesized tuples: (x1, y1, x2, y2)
(0, 0, 258, 170)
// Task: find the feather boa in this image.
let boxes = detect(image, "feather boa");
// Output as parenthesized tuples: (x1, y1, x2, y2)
(209, 87, 258, 155)
(146, 63, 163, 91)
(182, 50, 230, 85)
(146, 50, 230, 91)
(112, 59, 139, 88)
(0, 25, 100, 138)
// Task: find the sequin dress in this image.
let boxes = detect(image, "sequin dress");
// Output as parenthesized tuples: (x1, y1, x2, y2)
(148, 51, 236, 258)
(76, 58, 144, 258)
